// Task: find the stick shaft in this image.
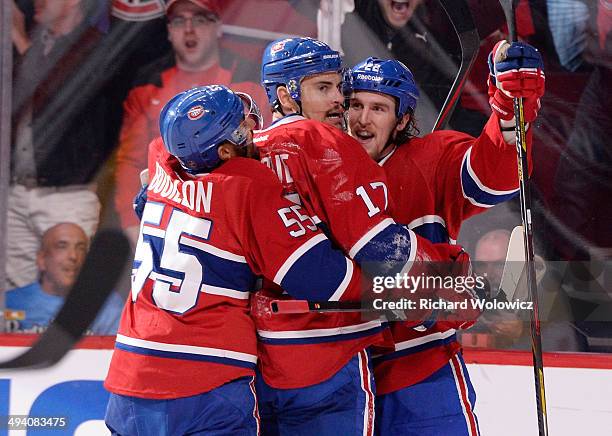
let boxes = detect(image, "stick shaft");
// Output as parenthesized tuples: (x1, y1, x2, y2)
(500, 1, 549, 434)
(272, 300, 367, 314)
(515, 96, 549, 436)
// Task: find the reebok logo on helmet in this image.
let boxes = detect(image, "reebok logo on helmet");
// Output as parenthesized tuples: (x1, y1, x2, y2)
(357, 74, 383, 82)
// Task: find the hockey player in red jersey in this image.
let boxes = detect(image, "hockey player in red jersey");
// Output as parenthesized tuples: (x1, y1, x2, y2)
(347, 45, 545, 435)
(253, 37, 480, 436)
(104, 85, 384, 435)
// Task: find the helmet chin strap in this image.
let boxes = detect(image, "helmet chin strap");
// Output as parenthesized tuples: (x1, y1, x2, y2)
(289, 94, 303, 117)
(273, 100, 287, 117)
(273, 100, 303, 120)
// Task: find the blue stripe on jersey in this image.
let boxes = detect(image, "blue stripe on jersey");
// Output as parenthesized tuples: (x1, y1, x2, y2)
(115, 343, 257, 369)
(280, 239, 349, 301)
(146, 236, 256, 293)
(461, 158, 518, 207)
(372, 333, 457, 365)
(411, 222, 449, 243)
(257, 323, 387, 346)
(195, 251, 256, 292)
(353, 224, 413, 276)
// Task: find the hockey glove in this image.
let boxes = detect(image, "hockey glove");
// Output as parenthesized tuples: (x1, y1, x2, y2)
(487, 40, 545, 122)
(133, 184, 148, 221)
(400, 244, 484, 330)
(433, 247, 484, 331)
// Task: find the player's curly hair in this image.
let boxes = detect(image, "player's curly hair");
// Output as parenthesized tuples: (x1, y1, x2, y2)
(394, 111, 420, 145)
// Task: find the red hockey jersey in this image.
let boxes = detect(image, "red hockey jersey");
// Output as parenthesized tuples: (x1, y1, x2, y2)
(105, 138, 364, 399)
(373, 114, 533, 395)
(252, 115, 454, 389)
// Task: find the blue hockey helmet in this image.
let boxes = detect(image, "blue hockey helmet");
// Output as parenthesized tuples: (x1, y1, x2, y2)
(350, 57, 419, 118)
(261, 37, 343, 107)
(159, 85, 248, 173)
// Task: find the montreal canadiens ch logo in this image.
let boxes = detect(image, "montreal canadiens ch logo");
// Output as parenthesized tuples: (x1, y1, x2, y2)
(187, 105, 205, 121)
(271, 40, 289, 54)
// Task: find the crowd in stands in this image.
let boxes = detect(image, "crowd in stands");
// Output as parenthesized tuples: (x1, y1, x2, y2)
(2, 0, 610, 350)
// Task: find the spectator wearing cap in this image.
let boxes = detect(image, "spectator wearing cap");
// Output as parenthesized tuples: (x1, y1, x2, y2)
(112, 0, 267, 245)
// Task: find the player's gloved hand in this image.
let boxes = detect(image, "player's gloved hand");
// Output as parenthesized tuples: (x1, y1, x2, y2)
(133, 185, 148, 221)
(487, 40, 545, 122)
(407, 245, 483, 331)
(434, 247, 484, 330)
(399, 243, 483, 330)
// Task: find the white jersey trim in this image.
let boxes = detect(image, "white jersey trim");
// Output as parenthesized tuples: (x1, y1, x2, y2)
(257, 320, 382, 339)
(463, 147, 518, 195)
(200, 284, 250, 300)
(393, 328, 456, 352)
(460, 146, 518, 208)
(258, 114, 305, 133)
(328, 257, 354, 301)
(407, 214, 447, 230)
(273, 233, 328, 284)
(180, 235, 247, 263)
(398, 228, 418, 276)
(348, 218, 395, 259)
(378, 147, 397, 166)
(116, 334, 258, 363)
(406, 215, 456, 243)
(463, 197, 494, 209)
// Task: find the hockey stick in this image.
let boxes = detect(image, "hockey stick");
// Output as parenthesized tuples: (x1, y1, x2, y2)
(272, 226, 528, 315)
(0, 228, 130, 369)
(498, 1, 549, 435)
(498, 226, 547, 306)
(271, 299, 408, 322)
(498, 225, 529, 302)
(271, 300, 364, 314)
(432, 0, 480, 131)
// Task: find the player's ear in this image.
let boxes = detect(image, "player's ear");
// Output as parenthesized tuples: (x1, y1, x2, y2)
(396, 113, 411, 132)
(217, 142, 236, 161)
(277, 86, 300, 114)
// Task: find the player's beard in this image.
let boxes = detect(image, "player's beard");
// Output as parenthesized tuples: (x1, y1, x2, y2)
(376, 121, 403, 162)
(322, 105, 345, 130)
(236, 140, 258, 159)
